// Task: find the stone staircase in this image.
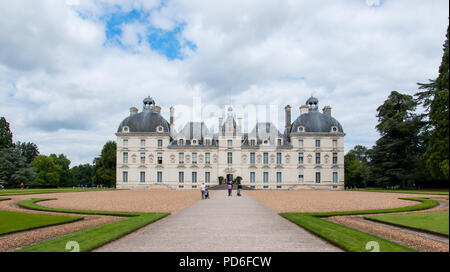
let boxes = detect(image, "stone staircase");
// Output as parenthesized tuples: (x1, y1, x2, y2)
(208, 183, 255, 190)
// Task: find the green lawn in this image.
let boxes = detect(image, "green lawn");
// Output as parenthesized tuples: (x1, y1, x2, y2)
(280, 198, 440, 252)
(17, 198, 169, 252)
(366, 211, 449, 236)
(0, 197, 10, 201)
(351, 188, 449, 195)
(0, 188, 115, 196)
(0, 210, 83, 235)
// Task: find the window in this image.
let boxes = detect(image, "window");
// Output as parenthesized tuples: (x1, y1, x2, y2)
(179, 152, 184, 164)
(205, 153, 210, 164)
(250, 152, 255, 165)
(157, 171, 162, 183)
(315, 153, 321, 164)
(277, 172, 282, 184)
(140, 171, 145, 183)
(333, 153, 338, 165)
(140, 139, 146, 147)
(206, 139, 210, 146)
(277, 139, 282, 146)
(263, 152, 269, 165)
(298, 126, 304, 132)
(298, 170, 304, 183)
(298, 152, 304, 164)
(298, 139, 304, 147)
(332, 126, 337, 132)
(263, 172, 269, 183)
(158, 139, 163, 147)
(157, 126, 163, 132)
(192, 153, 197, 164)
(123, 152, 128, 164)
(123, 139, 128, 147)
(122, 171, 128, 183)
(179, 139, 184, 145)
(140, 152, 145, 164)
(205, 172, 211, 183)
(179, 172, 184, 183)
(192, 172, 197, 183)
(333, 172, 338, 184)
(227, 140, 232, 147)
(315, 172, 321, 184)
(227, 152, 233, 164)
(250, 172, 256, 183)
(276, 153, 282, 164)
(333, 139, 338, 147)
(123, 126, 129, 133)
(192, 139, 197, 145)
(315, 139, 321, 147)
(157, 152, 163, 164)
(250, 139, 256, 146)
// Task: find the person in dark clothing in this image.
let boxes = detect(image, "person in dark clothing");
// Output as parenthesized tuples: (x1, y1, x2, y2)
(237, 183, 242, 196)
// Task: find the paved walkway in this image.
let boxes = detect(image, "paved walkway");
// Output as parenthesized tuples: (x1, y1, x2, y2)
(95, 191, 341, 252)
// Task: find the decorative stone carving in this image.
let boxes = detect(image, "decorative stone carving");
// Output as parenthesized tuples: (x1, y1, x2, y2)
(149, 154, 154, 164)
(242, 154, 247, 164)
(170, 154, 175, 163)
(307, 154, 312, 164)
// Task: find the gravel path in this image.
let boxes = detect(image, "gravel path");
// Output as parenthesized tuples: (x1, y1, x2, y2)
(94, 191, 342, 252)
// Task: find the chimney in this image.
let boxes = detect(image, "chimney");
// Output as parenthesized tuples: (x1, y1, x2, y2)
(284, 105, 291, 129)
(152, 106, 161, 114)
(218, 117, 223, 132)
(300, 105, 309, 115)
(170, 107, 175, 125)
(130, 107, 138, 116)
(323, 106, 332, 116)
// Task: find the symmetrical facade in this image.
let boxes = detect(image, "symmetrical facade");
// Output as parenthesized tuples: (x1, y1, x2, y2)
(116, 96, 345, 190)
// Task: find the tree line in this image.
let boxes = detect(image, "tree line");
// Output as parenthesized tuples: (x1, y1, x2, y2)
(0, 117, 117, 188)
(345, 25, 449, 189)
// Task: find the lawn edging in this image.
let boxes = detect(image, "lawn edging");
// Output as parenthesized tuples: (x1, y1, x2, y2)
(16, 198, 169, 252)
(280, 197, 439, 252)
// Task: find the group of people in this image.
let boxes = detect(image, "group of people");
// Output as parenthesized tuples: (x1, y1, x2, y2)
(200, 182, 243, 199)
(200, 183, 210, 200)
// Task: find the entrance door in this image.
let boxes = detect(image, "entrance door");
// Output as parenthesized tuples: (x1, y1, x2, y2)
(226, 174, 233, 183)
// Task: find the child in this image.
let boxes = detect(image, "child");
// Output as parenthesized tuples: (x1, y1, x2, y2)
(205, 188, 210, 199)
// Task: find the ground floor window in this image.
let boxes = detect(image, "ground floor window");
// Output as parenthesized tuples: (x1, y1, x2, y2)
(333, 171, 338, 184)
(140, 171, 145, 183)
(315, 172, 321, 184)
(157, 171, 162, 183)
(250, 172, 255, 183)
(276, 172, 282, 184)
(192, 172, 197, 183)
(179, 172, 184, 183)
(263, 172, 269, 183)
(298, 170, 304, 183)
(205, 172, 210, 183)
(123, 171, 128, 183)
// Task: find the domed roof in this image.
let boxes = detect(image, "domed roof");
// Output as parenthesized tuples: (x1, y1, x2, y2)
(291, 111, 343, 133)
(117, 97, 170, 133)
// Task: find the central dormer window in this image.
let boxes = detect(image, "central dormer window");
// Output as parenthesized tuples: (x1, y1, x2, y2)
(250, 139, 256, 146)
(179, 139, 184, 146)
(298, 126, 305, 132)
(156, 125, 163, 132)
(205, 139, 210, 145)
(277, 139, 282, 146)
(192, 139, 197, 145)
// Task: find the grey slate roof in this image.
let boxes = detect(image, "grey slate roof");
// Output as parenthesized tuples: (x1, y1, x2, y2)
(177, 122, 212, 140)
(117, 109, 170, 133)
(290, 111, 343, 134)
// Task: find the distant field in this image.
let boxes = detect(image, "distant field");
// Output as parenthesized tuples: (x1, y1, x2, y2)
(351, 188, 449, 195)
(366, 211, 449, 236)
(0, 188, 114, 196)
(0, 210, 82, 235)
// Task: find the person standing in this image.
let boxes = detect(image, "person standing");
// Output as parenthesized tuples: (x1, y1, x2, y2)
(201, 183, 206, 200)
(20, 182, 24, 190)
(227, 183, 232, 197)
(237, 183, 242, 196)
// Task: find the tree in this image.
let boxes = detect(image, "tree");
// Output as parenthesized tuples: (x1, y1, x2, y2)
(30, 155, 63, 187)
(72, 164, 94, 187)
(369, 91, 425, 188)
(0, 117, 14, 149)
(92, 141, 116, 187)
(0, 147, 35, 188)
(344, 145, 371, 188)
(16, 141, 39, 164)
(415, 25, 449, 180)
(50, 154, 72, 187)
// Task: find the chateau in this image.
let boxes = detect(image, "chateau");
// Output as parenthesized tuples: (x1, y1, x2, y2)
(116, 96, 345, 190)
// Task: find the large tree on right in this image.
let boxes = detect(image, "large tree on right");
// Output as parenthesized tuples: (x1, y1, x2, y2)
(416, 25, 449, 180)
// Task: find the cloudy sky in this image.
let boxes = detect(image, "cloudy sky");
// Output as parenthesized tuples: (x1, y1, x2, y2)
(0, 0, 448, 166)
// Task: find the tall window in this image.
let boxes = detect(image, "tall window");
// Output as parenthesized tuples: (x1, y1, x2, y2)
(250, 139, 256, 146)
(205, 139, 210, 145)
(157, 152, 163, 164)
(263, 172, 269, 183)
(277, 172, 282, 184)
(178, 172, 184, 183)
(123, 152, 128, 164)
(140, 152, 145, 164)
(250, 152, 255, 165)
(298, 170, 304, 183)
(179, 152, 184, 164)
(227, 152, 233, 164)
(123, 139, 128, 147)
(333, 172, 338, 184)
(179, 139, 184, 145)
(140, 171, 145, 183)
(315, 153, 321, 164)
(315, 172, 321, 184)
(298, 139, 304, 147)
(333, 153, 338, 165)
(192, 172, 197, 183)
(250, 172, 256, 183)
(315, 139, 321, 147)
(140, 139, 146, 147)
(277, 139, 282, 146)
(298, 152, 304, 164)
(158, 139, 163, 147)
(205, 172, 211, 183)
(276, 153, 282, 164)
(205, 153, 210, 164)
(122, 171, 128, 183)
(227, 139, 233, 147)
(157, 171, 162, 183)
(192, 153, 197, 164)
(263, 152, 269, 165)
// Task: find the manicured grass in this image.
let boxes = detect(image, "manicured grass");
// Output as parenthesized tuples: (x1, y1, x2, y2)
(0, 197, 10, 201)
(350, 188, 449, 195)
(366, 211, 449, 236)
(17, 198, 169, 252)
(0, 210, 83, 235)
(0, 188, 115, 196)
(280, 198, 439, 252)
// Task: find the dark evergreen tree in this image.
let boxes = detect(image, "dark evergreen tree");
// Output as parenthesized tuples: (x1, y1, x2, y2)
(0, 147, 35, 188)
(0, 117, 14, 149)
(93, 141, 116, 187)
(16, 141, 40, 164)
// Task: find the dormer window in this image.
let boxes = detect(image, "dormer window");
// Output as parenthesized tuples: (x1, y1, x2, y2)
(192, 139, 197, 145)
(156, 125, 164, 132)
(122, 126, 129, 133)
(263, 140, 268, 145)
(250, 139, 256, 146)
(205, 139, 211, 146)
(331, 126, 338, 133)
(298, 126, 305, 132)
(179, 139, 184, 146)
